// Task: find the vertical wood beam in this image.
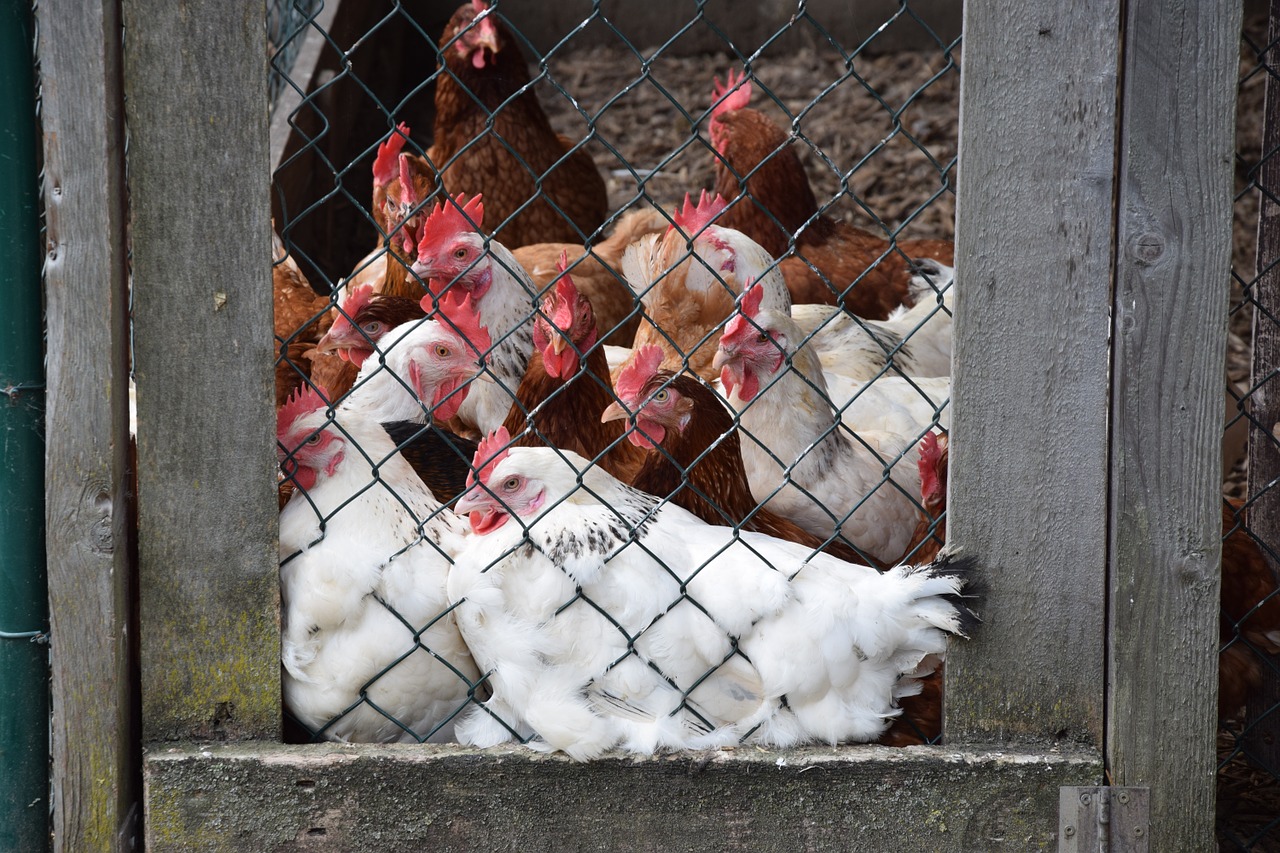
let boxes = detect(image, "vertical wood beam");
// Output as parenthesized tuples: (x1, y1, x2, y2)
(946, 0, 1120, 748)
(124, 0, 280, 742)
(37, 0, 139, 848)
(1108, 0, 1241, 848)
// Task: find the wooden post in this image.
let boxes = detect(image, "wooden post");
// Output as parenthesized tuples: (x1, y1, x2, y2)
(37, 0, 138, 849)
(1246, 0, 1280, 774)
(946, 0, 1119, 749)
(123, 0, 280, 743)
(1107, 1, 1240, 848)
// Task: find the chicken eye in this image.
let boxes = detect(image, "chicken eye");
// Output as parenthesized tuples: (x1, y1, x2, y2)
(503, 477, 520, 492)
(305, 433, 323, 446)
(756, 333, 769, 344)
(362, 321, 381, 335)
(453, 248, 468, 260)
(435, 344, 450, 358)
(652, 389, 669, 403)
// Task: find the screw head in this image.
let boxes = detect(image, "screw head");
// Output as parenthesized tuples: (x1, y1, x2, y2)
(1118, 792, 1130, 805)
(1135, 827, 1145, 836)
(1079, 793, 1092, 805)
(1064, 826, 1076, 838)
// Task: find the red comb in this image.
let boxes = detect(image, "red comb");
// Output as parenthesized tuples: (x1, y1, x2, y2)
(615, 345, 664, 405)
(438, 288, 492, 357)
(398, 155, 417, 208)
(330, 283, 376, 337)
(722, 279, 764, 342)
(918, 432, 942, 502)
(552, 250, 580, 304)
(419, 193, 485, 259)
(712, 69, 752, 117)
(468, 426, 511, 490)
(471, 0, 488, 11)
(373, 123, 409, 186)
(277, 384, 329, 437)
(670, 190, 727, 238)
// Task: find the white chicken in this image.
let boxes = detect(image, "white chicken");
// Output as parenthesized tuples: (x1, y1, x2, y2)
(447, 427, 977, 760)
(336, 290, 491, 425)
(276, 385, 478, 742)
(412, 193, 538, 434)
(713, 282, 945, 564)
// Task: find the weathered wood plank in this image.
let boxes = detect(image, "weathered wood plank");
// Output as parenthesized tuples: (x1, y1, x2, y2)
(1245, 0, 1280, 774)
(123, 0, 280, 742)
(946, 0, 1119, 747)
(37, 0, 138, 848)
(1108, 0, 1240, 849)
(144, 743, 1100, 852)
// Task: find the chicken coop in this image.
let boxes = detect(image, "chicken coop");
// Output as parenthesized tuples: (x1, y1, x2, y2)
(4, 0, 1266, 849)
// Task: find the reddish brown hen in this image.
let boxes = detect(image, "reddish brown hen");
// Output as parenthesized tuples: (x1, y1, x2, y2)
(428, 0, 608, 249)
(1220, 499, 1280, 717)
(708, 70, 952, 319)
(273, 229, 332, 407)
(501, 258, 647, 482)
(904, 431, 949, 565)
(308, 285, 428, 401)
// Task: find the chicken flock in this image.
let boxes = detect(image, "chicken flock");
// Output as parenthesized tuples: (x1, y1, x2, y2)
(273, 0, 1274, 756)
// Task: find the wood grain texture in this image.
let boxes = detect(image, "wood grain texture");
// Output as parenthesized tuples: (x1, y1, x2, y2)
(144, 743, 1101, 852)
(945, 0, 1118, 748)
(37, 0, 139, 848)
(1108, 0, 1240, 849)
(123, 0, 280, 742)
(1245, 0, 1280, 775)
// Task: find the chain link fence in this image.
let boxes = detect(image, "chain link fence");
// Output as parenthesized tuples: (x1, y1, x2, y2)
(1222, 8, 1280, 851)
(271, 0, 964, 755)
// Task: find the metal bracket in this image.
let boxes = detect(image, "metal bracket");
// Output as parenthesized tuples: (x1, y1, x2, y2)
(1060, 786, 1149, 852)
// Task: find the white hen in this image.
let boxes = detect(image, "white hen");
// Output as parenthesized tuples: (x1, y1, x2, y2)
(446, 428, 976, 761)
(277, 386, 478, 742)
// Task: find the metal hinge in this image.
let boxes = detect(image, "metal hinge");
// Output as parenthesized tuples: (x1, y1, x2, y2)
(1060, 787, 1150, 852)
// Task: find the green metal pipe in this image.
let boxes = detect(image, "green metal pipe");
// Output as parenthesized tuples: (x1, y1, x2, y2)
(0, 0, 48, 850)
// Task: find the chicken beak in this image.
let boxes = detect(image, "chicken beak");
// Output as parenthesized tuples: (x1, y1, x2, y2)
(454, 486, 489, 515)
(710, 345, 734, 372)
(549, 335, 567, 356)
(600, 401, 630, 424)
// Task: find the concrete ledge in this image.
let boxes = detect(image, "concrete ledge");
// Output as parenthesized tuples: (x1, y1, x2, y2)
(144, 742, 1100, 851)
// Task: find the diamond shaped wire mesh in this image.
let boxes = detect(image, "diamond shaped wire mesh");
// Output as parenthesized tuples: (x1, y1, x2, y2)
(1221, 10, 1280, 852)
(270, 0, 959, 753)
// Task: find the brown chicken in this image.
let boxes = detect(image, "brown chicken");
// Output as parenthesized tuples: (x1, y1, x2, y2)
(601, 346, 876, 566)
(501, 260, 647, 482)
(708, 70, 952, 319)
(362, 125, 438, 303)
(273, 229, 332, 407)
(308, 285, 427, 401)
(428, 0, 608, 249)
(512, 208, 666, 347)
(1219, 499, 1280, 716)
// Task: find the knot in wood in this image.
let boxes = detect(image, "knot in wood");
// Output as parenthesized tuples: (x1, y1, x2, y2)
(1130, 232, 1165, 265)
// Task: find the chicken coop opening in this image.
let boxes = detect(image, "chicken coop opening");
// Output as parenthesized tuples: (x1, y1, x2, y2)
(271, 0, 965, 761)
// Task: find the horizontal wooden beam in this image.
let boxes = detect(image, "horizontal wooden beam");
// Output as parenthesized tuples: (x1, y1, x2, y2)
(144, 743, 1100, 852)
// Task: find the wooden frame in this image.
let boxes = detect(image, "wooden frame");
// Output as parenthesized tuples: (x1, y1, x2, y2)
(35, 0, 1240, 849)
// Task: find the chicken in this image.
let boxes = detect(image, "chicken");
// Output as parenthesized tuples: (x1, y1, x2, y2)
(337, 289, 490, 426)
(500, 258, 647, 482)
(368, 125, 439, 303)
(713, 282, 933, 564)
(308, 284, 427, 400)
(273, 228, 332, 407)
(512, 208, 667, 347)
(1220, 499, 1280, 716)
(623, 190, 791, 381)
(447, 428, 978, 760)
(428, 0, 607, 249)
(601, 345, 876, 565)
(412, 193, 538, 434)
(792, 258, 956, 385)
(276, 385, 477, 742)
(708, 69, 952, 320)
